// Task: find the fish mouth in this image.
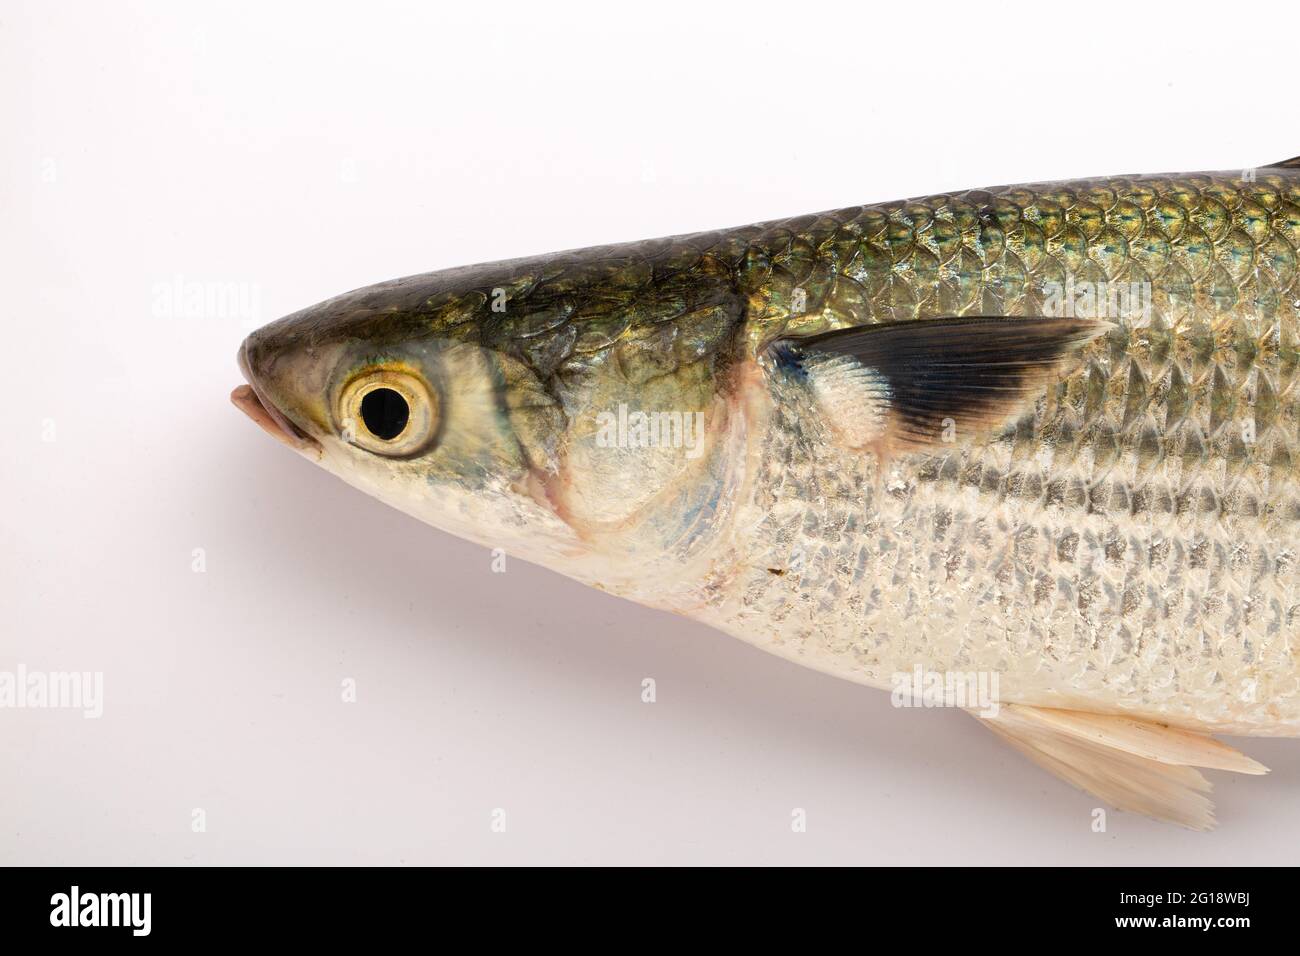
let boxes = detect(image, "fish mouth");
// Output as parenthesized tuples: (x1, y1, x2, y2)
(232, 341, 322, 459)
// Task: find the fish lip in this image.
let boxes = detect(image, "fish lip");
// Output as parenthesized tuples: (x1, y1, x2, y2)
(232, 340, 323, 459)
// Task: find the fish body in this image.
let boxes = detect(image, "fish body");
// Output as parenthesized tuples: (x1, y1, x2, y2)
(234, 163, 1300, 826)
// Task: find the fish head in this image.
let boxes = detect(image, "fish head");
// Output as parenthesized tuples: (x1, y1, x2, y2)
(233, 270, 593, 568)
(232, 259, 748, 597)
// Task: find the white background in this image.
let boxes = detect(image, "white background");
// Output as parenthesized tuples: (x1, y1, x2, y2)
(5, 0, 1299, 864)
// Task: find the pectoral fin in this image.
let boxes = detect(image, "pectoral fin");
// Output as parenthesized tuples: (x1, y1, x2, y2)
(770, 316, 1108, 453)
(981, 705, 1268, 830)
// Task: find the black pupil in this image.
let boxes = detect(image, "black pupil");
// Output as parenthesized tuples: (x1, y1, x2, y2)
(360, 388, 410, 440)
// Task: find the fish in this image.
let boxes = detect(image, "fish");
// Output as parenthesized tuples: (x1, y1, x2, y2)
(232, 159, 1300, 829)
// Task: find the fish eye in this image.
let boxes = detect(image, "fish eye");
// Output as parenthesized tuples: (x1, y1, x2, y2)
(360, 388, 409, 440)
(337, 368, 439, 457)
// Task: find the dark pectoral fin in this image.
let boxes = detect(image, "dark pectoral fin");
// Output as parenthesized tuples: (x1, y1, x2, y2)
(770, 316, 1109, 452)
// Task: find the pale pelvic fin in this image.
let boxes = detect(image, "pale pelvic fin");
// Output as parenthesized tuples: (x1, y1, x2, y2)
(771, 316, 1109, 453)
(981, 704, 1268, 830)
